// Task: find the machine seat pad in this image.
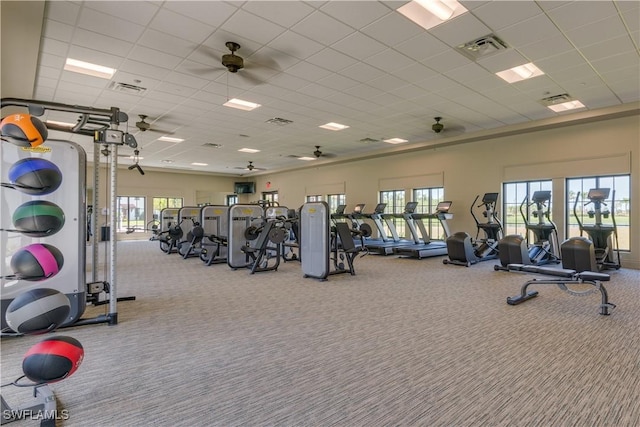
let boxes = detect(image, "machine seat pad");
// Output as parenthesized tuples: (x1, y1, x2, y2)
(530, 266, 576, 277)
(576, 272, 611, 282)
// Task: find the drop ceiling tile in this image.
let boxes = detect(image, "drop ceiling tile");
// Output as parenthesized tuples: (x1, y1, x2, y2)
(67, 45, 125, 69)
(149, 9, 217, 45)
(394, 62, 438, 83)
(164, 1, 238, 28)
(472, 1, 542, 30)
(298, 83, 340, 99)
(268, 30, 326, 60)
(515, 33, 574, 61)
(42, 19, 74, 42)
(565, 15, 630, 48)
(422, 50, 471, 74)
(40, 37, 70, 58)
(546, 1, 619, 31)
(57, 78, 105, 95)
(138, 29, 198, 58)
(394, 33, 449, 62)
(286, 61, 334, 82)
(535, 50, 589, 75)
(429, 13, 492, 48)
(119, 59, 172, 81)
(37, 66, 62, 81)
(344, 83, 386, 101)
(72, 29, 134, 57)
(591, 51, 640, 75)
(320, 1, 392, 29)
(364, 48, 416, 74)
(361, 11, 423, 47)
(331, 32, 388, 61)
(83, 1, 159, 26)
(579, 35, 637, 63)
(368, 73, 412, 92)
(413, 74, 458, 92)
(306, 48, 359, 72)
(77, 8, 145, 42)
(45, 1, 81, 26)
(621, 6, 640, 32)
(128, 45, 183, 70)
(316, 73, 361, 91)
(243, 1, 315, 27)
(497, 14, 562, 48)
(221, 10, 287, 46)
(291, 10, 355, 46)
(340, 62, 387, 83)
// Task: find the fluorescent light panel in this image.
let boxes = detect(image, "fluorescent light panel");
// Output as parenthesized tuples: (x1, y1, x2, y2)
(496, 63, 544, 83)
(64, 58, 116, 79)
(223, 98, 261, 111)
(398, 0, 467, 30)
(238, 148, 260, 153)
(319, 122, 349, 131)
(384, 138, 408, 144)
(547, 100, 586, 112)
(298, 156, 316, 161)
(158, 136, 184, 143)
(191, 162, 208, 166)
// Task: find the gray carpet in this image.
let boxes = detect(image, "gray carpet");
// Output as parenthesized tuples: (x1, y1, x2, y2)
(2, 240, 639, 427)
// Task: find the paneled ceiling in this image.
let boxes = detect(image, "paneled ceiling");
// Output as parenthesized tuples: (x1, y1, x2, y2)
(2, 1, 639, 175)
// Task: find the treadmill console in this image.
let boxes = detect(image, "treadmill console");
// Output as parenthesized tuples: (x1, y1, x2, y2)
(405, 202, 418, 213)
(374, 203, 387, 214)
(587, 188, 610, 201)
(436, 201, 452, 213)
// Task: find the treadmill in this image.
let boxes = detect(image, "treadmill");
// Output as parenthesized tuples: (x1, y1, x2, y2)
(393, 201, 453, 259)
(364, 202, 419, 255)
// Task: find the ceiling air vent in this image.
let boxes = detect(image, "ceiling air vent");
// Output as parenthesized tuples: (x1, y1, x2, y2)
(202, 143, 223, 148)
(266, 117, 293, 126)
(359, 137, 380, 143)
(109, 81, 147, 95)
(539, 93, 572, 106)
(457, 34, 508, 61)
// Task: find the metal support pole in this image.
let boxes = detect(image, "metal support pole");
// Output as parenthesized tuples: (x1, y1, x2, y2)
(108, 145, 118, 324)
(92, 148, 99, 283)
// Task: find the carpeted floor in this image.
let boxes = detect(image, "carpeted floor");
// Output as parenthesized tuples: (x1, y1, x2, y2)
(2, 240, 639, 427)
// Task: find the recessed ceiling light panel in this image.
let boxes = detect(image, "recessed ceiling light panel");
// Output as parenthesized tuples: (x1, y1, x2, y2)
(238, 148, 260, 153)
(398, 0, 467, 30)
(496, 63, 544, 83)
(64, 58, 116, 79)
(383, 138, 409, 144)
(158, 136, 184, 143)
(223, 98, 261, 111)
(319, 122, 349, 131)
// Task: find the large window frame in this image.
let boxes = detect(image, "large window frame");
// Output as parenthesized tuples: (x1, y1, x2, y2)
(413, 187, 446, 239)
(152, 197, 183, 222)
(117, 196, 146, 232)
(327, 194, 346, 213)
(502, 180, 552, 238)
(380, 189, 406, 238)
(566, 175, 630, 251)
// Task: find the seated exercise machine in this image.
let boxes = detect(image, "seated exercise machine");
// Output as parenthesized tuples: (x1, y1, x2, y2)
(300, 202, 366, 280)
(238, 213, 291, 274)
(573, 188, 621, 271)
(199, 205, 229, 266)
(503, 236, 615, 315)
(496, 190, 560, 269)
(443, 192, 503, 266)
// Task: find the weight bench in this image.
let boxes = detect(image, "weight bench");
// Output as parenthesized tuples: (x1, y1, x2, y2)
(331, 222, 364, 276)
(201, 234, 228, 266)
(505, 264, 615, 315)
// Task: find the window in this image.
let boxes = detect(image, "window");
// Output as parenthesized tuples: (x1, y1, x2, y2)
(227, 194, 238, 206)
(502, 181, 552, 237)
(413, 187, 445, 239)
(153, 197, 183, 221)
(566, 175, 630, 251)
(262, 191, 279, 206)
(306, 195, 322, 202)
(117, 196, 146, 232)
(380, 190, 405, 237)
(327, 194, 346, 213)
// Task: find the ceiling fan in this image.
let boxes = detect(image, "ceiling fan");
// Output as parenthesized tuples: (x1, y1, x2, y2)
(313, 146, 337, 159)
(234, 161, 265, 171)
(135, 115, 174, 134)
(431, 117, 465, 136)
(190, 41, 280, 85)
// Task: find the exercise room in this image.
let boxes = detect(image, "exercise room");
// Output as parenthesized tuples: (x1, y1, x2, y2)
(1, 1, 639, 426)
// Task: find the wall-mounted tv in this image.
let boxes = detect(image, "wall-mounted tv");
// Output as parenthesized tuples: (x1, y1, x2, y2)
(234, 182, 255, 194)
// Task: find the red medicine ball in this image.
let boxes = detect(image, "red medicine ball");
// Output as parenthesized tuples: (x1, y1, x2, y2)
(22, 335, 84, 384)
(1, 114, 48, 147)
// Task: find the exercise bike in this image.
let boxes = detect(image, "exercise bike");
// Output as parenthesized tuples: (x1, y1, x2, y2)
(443, 192, 503, 267)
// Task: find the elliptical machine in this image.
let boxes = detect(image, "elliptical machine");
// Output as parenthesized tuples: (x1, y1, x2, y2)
(573, 188, 621, 271)
(443, 192, 503, 267)
(495, 190, 560, 269)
